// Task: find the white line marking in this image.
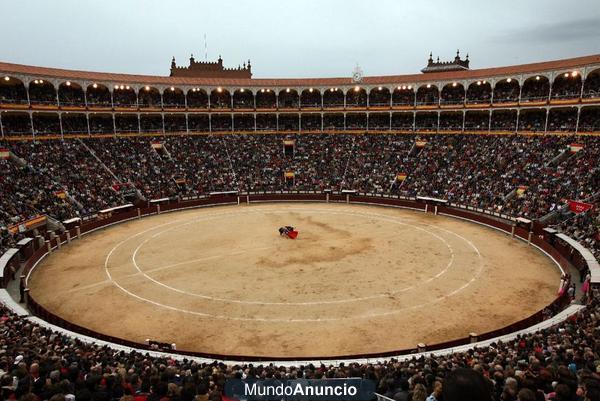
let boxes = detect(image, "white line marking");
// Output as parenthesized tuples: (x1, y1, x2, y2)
(128, 208, 455, 305)
(99, 206, 483, 321)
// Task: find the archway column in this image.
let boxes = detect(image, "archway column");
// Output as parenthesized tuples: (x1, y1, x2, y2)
(58, 112, 64, 139)
(29, 111, 35, 138)
(25, 84, 31, 107)
(85, 112, 91, 136)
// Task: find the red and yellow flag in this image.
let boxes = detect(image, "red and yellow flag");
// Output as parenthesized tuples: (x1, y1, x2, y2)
(569, 143, 584, 153)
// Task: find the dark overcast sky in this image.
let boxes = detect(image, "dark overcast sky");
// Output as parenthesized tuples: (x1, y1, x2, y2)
(1, 0, 599, 78)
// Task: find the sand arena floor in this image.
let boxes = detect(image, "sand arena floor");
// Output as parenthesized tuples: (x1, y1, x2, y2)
(29, 203, 561, 358)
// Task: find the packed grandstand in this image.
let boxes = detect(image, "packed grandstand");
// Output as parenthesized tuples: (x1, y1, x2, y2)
(0, 51, 599, 401)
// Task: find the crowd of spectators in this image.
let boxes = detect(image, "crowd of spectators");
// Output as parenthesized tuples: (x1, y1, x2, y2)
(466, 82, 492, 104)
(1, 108, 598, 136)
(552, 76, 582, 99)
(1, 288, 600, 401)
(492, 81, 520, 103)
(27, 82, 56, 105)
(0, 155, 76, 255)
(0, 134, 598, 259)
(440, 84, 465, 105)
(58, 84, 85, 107)
(584, 73, 600, 99)
(554, 198, 600, 262)
(521, 78, 550, 102)
(0, 132, 599, 401)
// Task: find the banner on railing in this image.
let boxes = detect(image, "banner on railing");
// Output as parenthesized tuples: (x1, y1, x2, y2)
(8, 215, 47, 234)
(568, 200, 594, 214)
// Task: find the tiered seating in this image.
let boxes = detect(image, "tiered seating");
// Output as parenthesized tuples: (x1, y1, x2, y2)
(1, 293, 599, 401)
(0, 134, 598, 261)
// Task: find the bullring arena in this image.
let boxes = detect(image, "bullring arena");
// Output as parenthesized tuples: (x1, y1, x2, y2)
(2, 4, 600, 398)
(28, 202, 560, 358)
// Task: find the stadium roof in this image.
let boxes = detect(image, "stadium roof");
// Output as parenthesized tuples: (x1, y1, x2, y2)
(1, 54, 599, 87)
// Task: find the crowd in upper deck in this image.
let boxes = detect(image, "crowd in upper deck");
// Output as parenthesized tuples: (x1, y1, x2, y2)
(0, 68, 598, 110)
(0, 107, 598, 137)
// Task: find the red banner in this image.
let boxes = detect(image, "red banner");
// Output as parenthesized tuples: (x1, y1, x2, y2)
(568, 200, 594, 214)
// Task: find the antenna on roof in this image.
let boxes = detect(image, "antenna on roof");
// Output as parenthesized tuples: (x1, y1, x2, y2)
(204, 33, 207, 61)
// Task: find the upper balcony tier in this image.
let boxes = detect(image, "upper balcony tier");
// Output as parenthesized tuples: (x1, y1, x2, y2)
(1, 54, 600, 111)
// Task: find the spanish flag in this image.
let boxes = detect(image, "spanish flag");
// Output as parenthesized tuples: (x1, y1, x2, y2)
(0, 148, 9, 159)
(151, 141, 163, 149)
(516, 185, 528, 198)
(569, 143, 584, 153)
(55, 190, 67, 199)
(415, 140, 427, 148)
(396, 173, 408, 181)
(284, 171, 295, 178)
